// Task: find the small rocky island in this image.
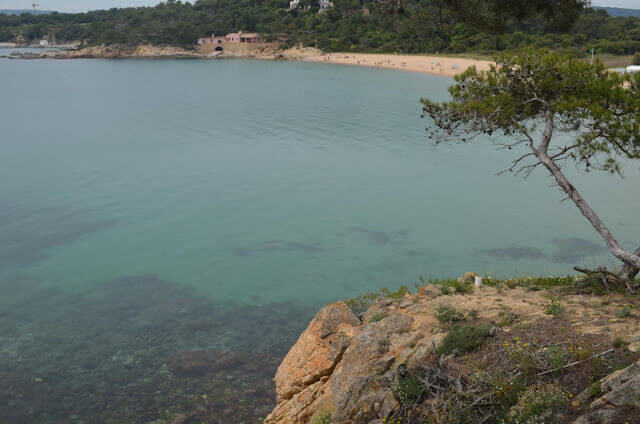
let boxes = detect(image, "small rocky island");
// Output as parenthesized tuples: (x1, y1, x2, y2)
(262, 275, 640, 424)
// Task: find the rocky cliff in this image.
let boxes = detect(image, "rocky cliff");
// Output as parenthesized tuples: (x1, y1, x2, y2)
(264, 280, 640, 424)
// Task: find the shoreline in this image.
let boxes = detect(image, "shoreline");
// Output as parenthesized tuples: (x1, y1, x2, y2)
(292, 51, 493, 77)
(2, 43, 493, 76)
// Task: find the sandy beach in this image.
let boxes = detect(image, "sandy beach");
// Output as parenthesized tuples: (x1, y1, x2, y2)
(291, 50, 493, 76)
(4, 43, 494, 76)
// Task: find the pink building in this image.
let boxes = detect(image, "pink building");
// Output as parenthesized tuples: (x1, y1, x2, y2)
(225, 31, 263, 43)
(198, 31, 263, 45)
(197, 33, 225, 45)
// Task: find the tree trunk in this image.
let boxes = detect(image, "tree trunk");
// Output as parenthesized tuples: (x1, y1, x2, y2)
(531, 115, 640, 271)
(618, 245, 640, 283)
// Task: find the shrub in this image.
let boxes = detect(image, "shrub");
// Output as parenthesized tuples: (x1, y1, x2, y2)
(546, 346, 568, 370)
(430, 278, 473, 294)
(484, 275, 575, 291)
(544, 300, 565, 318)
(309, 409, 332, 424)
(506, 338, 541, 375)
(346, 286, 413, 316)
(393, 374, 423, 405)
(487, 372, 526, 408)
(380, 285, 411, 300)
(368, 312, 386, 323)
(509, 383, 568, 422)
(634, 51, 640, 66)
(613, 337, 626, 349)
(497, 311, 520, 327)
(440, 286, 452, 295)
(437, 324, 492, 355)
(377, 339, 390, 354)
(589, 380, 602, 398)
(346, 292, 379, 316)
(435, 305, 465, 323)
(617, 307, 633, 319)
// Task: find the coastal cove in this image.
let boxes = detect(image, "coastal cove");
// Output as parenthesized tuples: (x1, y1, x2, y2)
(1, 44, 493, 77)
(1, 57, 639, 423)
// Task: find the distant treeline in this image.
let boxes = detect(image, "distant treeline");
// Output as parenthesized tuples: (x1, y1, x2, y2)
(0, 10, 56, 15)
(1, 0, 639, 56)
(594, 7, 640, 18)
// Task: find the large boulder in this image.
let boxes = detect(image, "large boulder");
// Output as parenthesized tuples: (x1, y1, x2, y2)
(265, 295, 441, 424)
(573, 360, 640, 424)
(264, 301, 360, 424)
(330, 313, 414, 424)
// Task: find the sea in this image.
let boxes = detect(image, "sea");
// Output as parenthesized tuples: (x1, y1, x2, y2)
(1, 53, 638, 423)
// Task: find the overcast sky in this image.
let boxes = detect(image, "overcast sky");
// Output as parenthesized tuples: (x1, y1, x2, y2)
(0, 0, 637, 13)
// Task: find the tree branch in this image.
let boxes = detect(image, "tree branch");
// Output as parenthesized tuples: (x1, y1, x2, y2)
(533, 116, 640, 270)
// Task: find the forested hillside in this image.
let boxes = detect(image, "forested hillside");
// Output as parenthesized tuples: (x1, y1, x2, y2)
(1, 0, 639, 56)
(595, 6, 640, 18)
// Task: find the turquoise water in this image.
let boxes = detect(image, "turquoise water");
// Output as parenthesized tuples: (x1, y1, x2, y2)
(0, 57, 638, 423)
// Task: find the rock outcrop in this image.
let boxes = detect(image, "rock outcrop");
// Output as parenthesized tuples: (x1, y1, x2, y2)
(264, 295, 447, 424)
(264, 284, 640, 424)
(573, 360, 640, 424)
(32, 44, 207, 59)
(264, 302, 360, 424)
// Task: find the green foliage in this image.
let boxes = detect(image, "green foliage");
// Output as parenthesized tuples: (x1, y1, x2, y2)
(487, 372, 527, 407)
(613, 337, 626, 349)
(439, 286, 453, 295)
(509, 383, 568, 422)
(309, 409, 332, 424)
(616, 307, 633, 318)
(484, 275, 576, 291)
(368, 312, 386, 323)
(497, 310, 520, 327)
(377, 339, 390, 353)
(394, 374, 422, 405)
(423, 49, 640, 176)
(434, 305, 465, 323)
(505, 338, 542, 375)
(442, 0, 587, 34)
(437, 324, 492, 355)
(546, 346, 568, 369)
(346, 292, 380, 316)
(346, 285, 412, 316)
(634, 51, 640, 65)
(544, 300, 565, 318)
(589, 380, 602, 398)
(380, 285, 411, 300)
(427, 278, 474, 294)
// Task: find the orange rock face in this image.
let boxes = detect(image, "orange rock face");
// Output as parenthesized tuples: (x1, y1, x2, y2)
(265, 285, 640, 424)
(264, 297, 441, 424)
(264, 301, 360, 424)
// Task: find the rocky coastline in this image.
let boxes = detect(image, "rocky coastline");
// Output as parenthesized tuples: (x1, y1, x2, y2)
(4, 44, 217, 59)
(261, 276, 640, 424)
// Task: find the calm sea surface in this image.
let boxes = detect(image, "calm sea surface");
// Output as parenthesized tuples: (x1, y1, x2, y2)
(0, 56, 638, 423)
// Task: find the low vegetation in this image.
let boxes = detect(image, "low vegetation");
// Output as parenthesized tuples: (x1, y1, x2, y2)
(434, 305, 465, 323)
(544, 299, 566, 318)
(309, 408, 332, 424)
(368, 312, 387, 323)
(436, 323, 492, 355)
(344, 271, 640, 424)
(509, 383, 568, 423)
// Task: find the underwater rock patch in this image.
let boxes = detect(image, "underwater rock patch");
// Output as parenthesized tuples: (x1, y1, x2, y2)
(167, 350, 246, 377)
